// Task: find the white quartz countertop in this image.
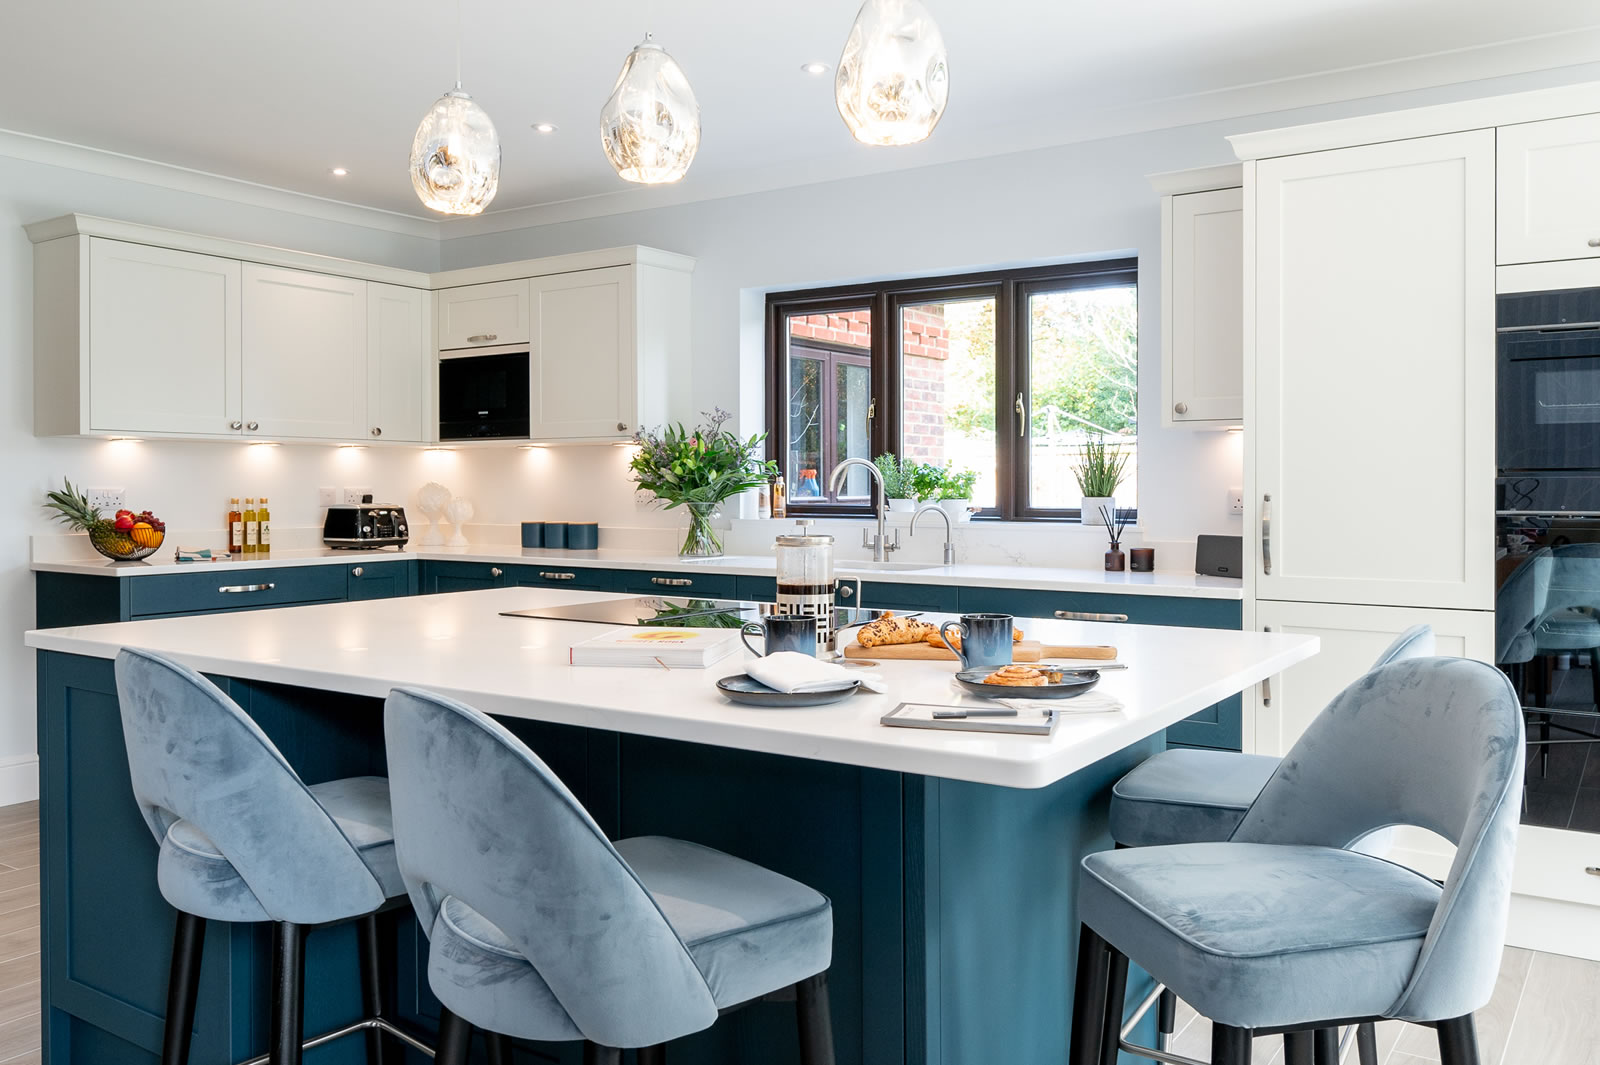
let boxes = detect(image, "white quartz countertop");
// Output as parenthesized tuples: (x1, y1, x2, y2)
(26, 588, 1312, 788)
(30, 545, 1244, 600)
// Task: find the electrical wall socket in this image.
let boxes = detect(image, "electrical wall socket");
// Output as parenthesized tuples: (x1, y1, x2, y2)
(342, 486, 374, 505)
(1226, 486, 1245, 516)
(317, 487, 338, 507)
(86, 487, 126, 513)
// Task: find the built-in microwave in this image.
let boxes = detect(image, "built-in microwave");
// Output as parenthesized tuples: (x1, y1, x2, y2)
(1497, 287, 1600, 472)
(439, 346, 531, 440)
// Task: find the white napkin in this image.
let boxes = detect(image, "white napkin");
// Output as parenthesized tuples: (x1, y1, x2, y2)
(746, 652, 887, 694)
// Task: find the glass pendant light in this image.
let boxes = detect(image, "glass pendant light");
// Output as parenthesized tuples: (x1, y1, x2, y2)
(410, 2, 500, 215)
(835, 0, 949, 146)
(600, 34, 701, 184)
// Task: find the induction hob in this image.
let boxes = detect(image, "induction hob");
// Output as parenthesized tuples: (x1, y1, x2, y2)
(500, 596, 759, 628)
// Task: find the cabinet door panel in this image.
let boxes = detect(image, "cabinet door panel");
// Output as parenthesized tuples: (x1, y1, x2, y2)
(1166, 187, 1243, 425)
(1497, 113, 1600, 266)
(368, 284, 428, 442)
(529, 267, 636, 440)
(242, 265, 367, 440)
(438, 280, 530, 349)
(87, 239, 241, 435)
(1252, 131, 1494, 610)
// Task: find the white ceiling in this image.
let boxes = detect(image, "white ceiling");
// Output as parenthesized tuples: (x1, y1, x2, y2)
(2, 1, 1599, 226)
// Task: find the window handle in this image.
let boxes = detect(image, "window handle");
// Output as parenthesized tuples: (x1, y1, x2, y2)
(1015, 393, 1026, 437)
(867, 397, 876, 422)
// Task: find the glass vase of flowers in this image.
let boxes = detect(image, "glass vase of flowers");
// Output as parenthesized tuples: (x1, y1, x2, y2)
(629, 409, 779, 558)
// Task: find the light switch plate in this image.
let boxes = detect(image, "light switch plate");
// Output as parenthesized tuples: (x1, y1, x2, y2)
(318, 486, 338, 507)
(342, 486, 374, 505)
(86, 487, 126, 512)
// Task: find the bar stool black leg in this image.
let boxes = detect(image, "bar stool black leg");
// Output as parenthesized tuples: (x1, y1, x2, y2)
(1212, 1023, 1253, 1065)
(357, 914, 386, 1065)
(484, 1031, 513, 1065)
(1069, 924, 1111, 1065)
(1156, 988, 1177, 1050)
(436, 1009, 472, 1065)
(1283, 1030, 1313, 1065)
(1312, 1026, 1339, 1065)
(269, 922, 306, 1065)
(1099, 946, 1130, 1065)
(796, 972, 836, 1065)
(1356, 1022, 1380, 1065)
(582, 1044, 622, 1065)
(637, 1045, 666, 1065)
(1437, 1015, 1482, 1065)
(161, 911, 205, 1065)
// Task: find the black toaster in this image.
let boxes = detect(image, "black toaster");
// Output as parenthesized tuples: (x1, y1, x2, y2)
(323, 505, 409, 549)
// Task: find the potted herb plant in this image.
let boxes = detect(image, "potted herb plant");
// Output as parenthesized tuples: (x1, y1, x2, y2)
(908, 462, 946, 507)
(1073, 436, 1129, 527)
(630, 409, 779, 557)
(937, 465, 979, 522)
(874, 453, 917, 512)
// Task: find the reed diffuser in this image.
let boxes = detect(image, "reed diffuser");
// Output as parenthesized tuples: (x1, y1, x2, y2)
(1100, 505, 1131, 571)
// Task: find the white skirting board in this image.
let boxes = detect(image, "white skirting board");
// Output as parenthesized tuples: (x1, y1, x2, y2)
(0, 757, 38, 807)
(1508, 893, 1600, 962)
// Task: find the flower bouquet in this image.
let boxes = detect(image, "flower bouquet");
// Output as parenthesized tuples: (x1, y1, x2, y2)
(629, 409, 779, 557)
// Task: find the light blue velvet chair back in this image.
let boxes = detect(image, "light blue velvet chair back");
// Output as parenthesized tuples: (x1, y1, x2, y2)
(114, 648, 385, 924)
(1233, 658, 1524, 1023)
(1373, 625, 1435, 667)
(1495, 548, 1551, 665)
(383, 687, 719, 1049)
(1535, 543, 1600, 644)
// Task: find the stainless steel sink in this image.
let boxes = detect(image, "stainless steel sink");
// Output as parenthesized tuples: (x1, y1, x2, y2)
(837, 560, 948, 573)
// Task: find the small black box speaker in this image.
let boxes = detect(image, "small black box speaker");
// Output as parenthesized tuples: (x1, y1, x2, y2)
(1195, 534, 1243, 579)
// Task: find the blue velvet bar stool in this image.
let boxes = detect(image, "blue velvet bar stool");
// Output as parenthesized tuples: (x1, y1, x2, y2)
(1069, 657, 1524, 1065)
(115, 648, 417, 1065)
(1105, 623, 1434, 1061)
(382, 687, 837, 1065)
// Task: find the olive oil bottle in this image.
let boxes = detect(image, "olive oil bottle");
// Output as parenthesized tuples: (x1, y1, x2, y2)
(257, 497, 271, 557)
(227, 498, 242, 555)
(242, 498, 258, 556)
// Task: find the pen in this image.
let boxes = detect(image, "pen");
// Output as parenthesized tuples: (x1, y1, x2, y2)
(932, 709, 1019, 719)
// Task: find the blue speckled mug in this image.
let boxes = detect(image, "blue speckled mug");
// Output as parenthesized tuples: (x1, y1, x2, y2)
(940, 613, 1015, 670)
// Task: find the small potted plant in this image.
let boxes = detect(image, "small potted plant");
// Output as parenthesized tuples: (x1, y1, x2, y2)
(1073, 436, 1129, 527)
(874, 453, 917, 512)
(937, 465, 978, 522)
(908, 462, 946, 507)
(629, 409, 779, 558)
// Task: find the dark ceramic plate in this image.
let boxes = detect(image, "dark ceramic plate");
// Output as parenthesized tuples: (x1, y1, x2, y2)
(715, 674, 862, 708)
(954, 668, 1101, 700)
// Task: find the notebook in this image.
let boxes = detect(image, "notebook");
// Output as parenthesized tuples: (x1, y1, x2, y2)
(569, 627, 742, 669)
(880, 702, 1062, 736)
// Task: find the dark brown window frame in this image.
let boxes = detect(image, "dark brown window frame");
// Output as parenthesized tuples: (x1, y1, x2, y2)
(766, 258, 1139, 522)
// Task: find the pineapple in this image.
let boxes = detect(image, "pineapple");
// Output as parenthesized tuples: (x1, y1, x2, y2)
(43, 479, 138, 558)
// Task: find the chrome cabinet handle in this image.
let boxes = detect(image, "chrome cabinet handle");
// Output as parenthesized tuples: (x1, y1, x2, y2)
(1262, 493, 1273, 575)
(219, 583, 275, 594)
(651, 577, 692, 587)
(1173, 401, 1188, 415)
(1015, 392, 1027, 437)
(1588, 239, 1600, 248)
(467, 333, 497, 343)
(247, 421, 259, 431)
(1262, 625, 1273, 706)
(539, 571, 576, 581)
(1054, 610, 1128, 622)
(1586, 867, 1600, 876)
(229, 420, 243, 431)
(490, 567, 503, 578)
(371, 427, 382, 437)
(352, 567, 364, 577)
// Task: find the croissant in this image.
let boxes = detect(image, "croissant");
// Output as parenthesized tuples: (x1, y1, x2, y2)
(858, 615, 939, 647)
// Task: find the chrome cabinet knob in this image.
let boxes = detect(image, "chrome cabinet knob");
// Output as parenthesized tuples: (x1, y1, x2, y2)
(617, 422, 628, 432)
(1173, 402, 1189, 415)
(229, 420, 243, 431)
(371, 427, 382, 437)
(247, 421, 259, 431)
(490, 567, 503, 578)
(352, 567, 364, 577)
(1588, 238, 1600, 248)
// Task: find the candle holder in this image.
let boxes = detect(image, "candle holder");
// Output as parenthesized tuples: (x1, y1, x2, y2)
(1130, 547, 1155, 572)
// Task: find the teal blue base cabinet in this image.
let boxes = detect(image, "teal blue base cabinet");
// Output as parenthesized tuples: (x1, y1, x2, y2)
(37, 650, 1158, 1065)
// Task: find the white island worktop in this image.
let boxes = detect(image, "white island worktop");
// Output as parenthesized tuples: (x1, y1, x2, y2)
(27, 587, 1312, 788)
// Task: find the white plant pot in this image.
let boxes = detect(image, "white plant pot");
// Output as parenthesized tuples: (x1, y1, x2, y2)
(888, 497, 917, 513)
(939, 498, 973, 522)
(1081, 496, 1116, 526)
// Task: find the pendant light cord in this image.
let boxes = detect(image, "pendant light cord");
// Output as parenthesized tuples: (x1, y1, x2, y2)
(454, 0, 463, 89)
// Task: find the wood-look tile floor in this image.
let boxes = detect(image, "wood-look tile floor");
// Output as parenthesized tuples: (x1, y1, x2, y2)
(0, 794, 1595, 1065)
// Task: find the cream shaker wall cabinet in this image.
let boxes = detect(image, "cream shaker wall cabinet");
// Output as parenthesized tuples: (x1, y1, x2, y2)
(1158, 174, 1244, 428)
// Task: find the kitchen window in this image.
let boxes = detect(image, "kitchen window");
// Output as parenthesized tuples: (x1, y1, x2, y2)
(766, 259, 1138, 520)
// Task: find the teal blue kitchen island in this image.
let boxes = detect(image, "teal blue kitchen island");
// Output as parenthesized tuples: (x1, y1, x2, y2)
(27, 588, 1313, 1065)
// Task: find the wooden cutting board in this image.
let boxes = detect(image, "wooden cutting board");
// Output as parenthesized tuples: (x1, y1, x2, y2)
(842, 640, 1117, 662)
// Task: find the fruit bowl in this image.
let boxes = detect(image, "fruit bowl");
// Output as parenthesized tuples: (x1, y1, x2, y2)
(90, 523, 165, 562)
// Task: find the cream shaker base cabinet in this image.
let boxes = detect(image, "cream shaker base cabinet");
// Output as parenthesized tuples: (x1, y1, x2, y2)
(437, 279, 530, 350)
(367, 284, 429, 443)
(1497, 112, 1600, 266)
(1250, 130, 1496, 611)
(1164, 185, 1244, 426)
(34, 237, 244, 437)
(241, 265, 368, 441)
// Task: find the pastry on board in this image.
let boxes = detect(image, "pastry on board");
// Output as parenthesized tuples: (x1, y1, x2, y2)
(857, 613, 939, 647)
